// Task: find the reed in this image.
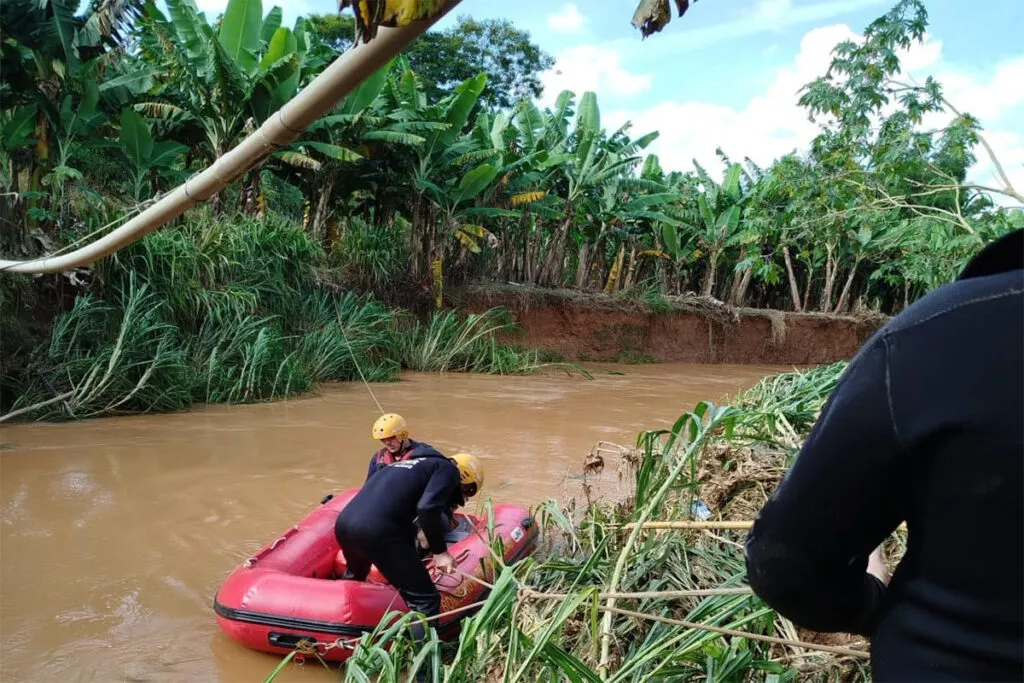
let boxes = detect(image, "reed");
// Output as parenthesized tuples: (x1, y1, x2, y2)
(396, 308, 542, 375)
(3, 214, 557, 421)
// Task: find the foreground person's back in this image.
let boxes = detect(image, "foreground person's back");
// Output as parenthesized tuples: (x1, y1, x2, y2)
(745, 230, 1023, 681)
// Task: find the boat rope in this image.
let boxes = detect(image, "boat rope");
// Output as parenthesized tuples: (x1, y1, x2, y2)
(337, 319, 386, 415)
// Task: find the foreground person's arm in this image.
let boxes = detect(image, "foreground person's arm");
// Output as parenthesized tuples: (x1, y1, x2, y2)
(745, 336, 904, 634)
(417, 464, 462, 571)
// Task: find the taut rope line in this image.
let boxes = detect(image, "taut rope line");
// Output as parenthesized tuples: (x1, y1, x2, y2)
(337, 320, 386, 415)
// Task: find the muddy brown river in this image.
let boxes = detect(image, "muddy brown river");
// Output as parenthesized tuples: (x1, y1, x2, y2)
(0, 363, 789, 682)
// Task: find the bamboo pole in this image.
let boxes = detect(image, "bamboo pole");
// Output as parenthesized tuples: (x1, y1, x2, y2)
(0, 391, 75, 424)
(0, 2, 463, 275)
(521, 587, 754, 600)
(601, 605, 871, 659)
(615, 520, 909, 532)
(620, 521, 754, 530)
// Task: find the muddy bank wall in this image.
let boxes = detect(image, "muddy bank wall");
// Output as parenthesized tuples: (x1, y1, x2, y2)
(455, 290, 887, 366)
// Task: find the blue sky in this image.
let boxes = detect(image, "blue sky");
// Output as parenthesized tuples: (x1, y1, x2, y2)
(188, 0, 1024, 203)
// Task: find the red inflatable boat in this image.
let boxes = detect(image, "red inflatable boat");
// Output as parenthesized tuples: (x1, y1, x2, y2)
(213, 489, 537, 662)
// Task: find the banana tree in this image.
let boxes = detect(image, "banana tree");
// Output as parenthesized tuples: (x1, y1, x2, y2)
(386, 68, 487, 282)
(136, 0, 319, 213)
(290, 58, 448, 241)
(588, 151, 681, 291)
(115, 108, 188, 201)
(457, 106, 573, 283)
(680, 161, 751, 298)
(536, 91, 656, 286)
(488, 94, 578, 284)
(0, 0, 147, 229)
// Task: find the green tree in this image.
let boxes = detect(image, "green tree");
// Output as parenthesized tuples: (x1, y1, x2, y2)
(405, 16, 554, 111)
(305, 13, 355, 52)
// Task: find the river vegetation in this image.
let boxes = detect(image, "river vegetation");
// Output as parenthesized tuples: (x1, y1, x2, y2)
(2, 211, 559, 419)
(264, 361, 900, 682)
(2, 0, 1022, 417)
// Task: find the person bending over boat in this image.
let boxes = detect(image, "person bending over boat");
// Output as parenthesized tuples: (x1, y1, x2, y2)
(334, 446, 485, 636)
(744, 228, 1023, 681)
(416, 453, 484, 554)
(365, 413, 469, 544)
(365, 413, 445, 480)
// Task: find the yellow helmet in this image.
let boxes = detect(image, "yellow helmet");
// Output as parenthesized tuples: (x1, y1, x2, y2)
(372, 413, 409, 441)
(451, 453, 484, 495)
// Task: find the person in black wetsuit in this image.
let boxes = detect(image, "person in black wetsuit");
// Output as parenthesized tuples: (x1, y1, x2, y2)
(334, 441, 485, 635)
(745, 228, 1023, 682)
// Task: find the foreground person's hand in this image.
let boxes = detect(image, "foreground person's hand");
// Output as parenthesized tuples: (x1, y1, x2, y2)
(867, 544, 891, 586)
(432, 550, 456, 574)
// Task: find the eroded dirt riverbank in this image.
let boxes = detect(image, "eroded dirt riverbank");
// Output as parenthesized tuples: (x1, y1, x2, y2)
(455, 287, 886, 365)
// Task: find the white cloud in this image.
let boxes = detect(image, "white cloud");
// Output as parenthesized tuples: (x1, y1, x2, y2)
(539, 46, 653, 107)
(608, 24, 1024, 206)
(620, 0, 888, 55)
(547, 3, 586, 33)
(751, 0, 795, 24)
(607, 24, 856, 178)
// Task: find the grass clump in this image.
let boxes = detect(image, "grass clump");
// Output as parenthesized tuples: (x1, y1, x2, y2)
(3, 213, 557, 422)
(276, 363, 893, 683)
(397, 308, 541, 375)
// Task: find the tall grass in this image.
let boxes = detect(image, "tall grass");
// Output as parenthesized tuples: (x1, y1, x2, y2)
(3, 212, 554, 421)
(397, 308, 541, 375)
(331, 216, 411, 294)
(272, 364, 880, 683)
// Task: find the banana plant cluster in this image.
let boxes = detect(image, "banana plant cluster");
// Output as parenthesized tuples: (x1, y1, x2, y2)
(2, 0, 1021, 316)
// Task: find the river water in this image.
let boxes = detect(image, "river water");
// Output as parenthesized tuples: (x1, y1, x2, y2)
(0, 363, 788, 683)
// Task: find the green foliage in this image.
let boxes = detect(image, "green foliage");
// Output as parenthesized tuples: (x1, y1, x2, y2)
(0, 273, 42, 408)
(332, 215, 410, 293)
(5, 0, 1016, 316)
(304, 13, 355, 52)
(397, 308, 540, 375)
(404, 16, 555, 111)
(3, 0, 1021, 420)
(26, 274, 193, 418)
(4, 214, 553, 420)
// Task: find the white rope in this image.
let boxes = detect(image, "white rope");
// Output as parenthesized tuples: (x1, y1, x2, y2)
(337, 320, 385, 415)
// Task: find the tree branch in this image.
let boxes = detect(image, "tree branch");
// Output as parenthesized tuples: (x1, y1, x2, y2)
(889, 79, 1024, 204)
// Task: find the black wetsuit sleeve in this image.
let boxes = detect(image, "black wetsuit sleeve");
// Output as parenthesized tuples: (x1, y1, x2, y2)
(745, 336, 904, 635)
(416, 463, 461, 555)
(366, 453, 378, 481)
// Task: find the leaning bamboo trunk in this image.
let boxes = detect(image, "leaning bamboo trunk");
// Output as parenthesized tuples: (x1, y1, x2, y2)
(0, 2, 463, 274)
(834, 258, 861, 313)
(782, 246, 802, 311)
(735, 266, 753, 307)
